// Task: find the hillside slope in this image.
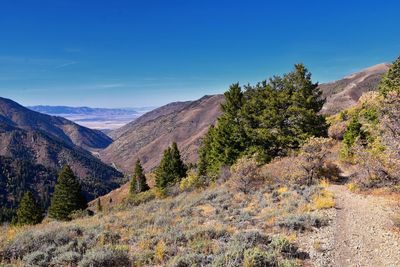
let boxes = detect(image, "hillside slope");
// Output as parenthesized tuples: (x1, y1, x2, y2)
(0, 119, 123, 214)
(319, 63, 390, 114)
(0, 97, 112, 150)
(109, 100, 191, 140)
(0, 99, 124, 221)
(100, 64, 389, 174)
(101, 95, 224, 172)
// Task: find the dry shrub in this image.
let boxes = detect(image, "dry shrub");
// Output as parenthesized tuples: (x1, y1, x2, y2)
(262, 156, 296, 183)
(321, 161, 341, 182)
(352, 142, 393, 187)
(229, 157, 265, 194)
(263, 137, 336, 185)
(328, 121, 348, 140)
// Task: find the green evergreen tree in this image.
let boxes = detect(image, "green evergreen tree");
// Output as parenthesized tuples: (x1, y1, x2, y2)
(170, 142, 188, 178)
(198, 83, 247, 175)
(48, 165, 87, 221)
(130, 160, 150, 195)
(379, 57, 400, 95)
(198, 64, 327, 175)
(155, 143, 187, 189)
(15, 192, 43, 225)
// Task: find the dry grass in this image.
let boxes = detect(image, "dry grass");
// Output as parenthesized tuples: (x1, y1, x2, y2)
(347, 182, 359, 192)
(0, 181, 333, 266)
(311, 190, 335, 210)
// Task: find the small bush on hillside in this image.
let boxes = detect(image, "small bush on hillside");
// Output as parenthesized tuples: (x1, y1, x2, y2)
(229, 157, 265, 194)
(311, 190, 335, 210)
(68, 209, 93, 220)
(243, 247, 276, 267)
(167, 252, 208, 267)
(277, 214, 327, 232)
(23, 250, 50, 267)
(78, 247, 131, 267)
(127, 188, 158, 206)
(51, 251, 82, 266)
(180, 170, 207, 192)
(328, 121, 348, 140)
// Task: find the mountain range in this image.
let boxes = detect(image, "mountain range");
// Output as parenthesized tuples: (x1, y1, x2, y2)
(0, 63, 389, 222)
(0, 98, 123, 221)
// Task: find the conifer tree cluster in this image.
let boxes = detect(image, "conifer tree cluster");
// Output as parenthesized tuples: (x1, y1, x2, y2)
(48, 165, 87, 220)
(14, 192, 43, 225)
(155, 142, 187, 189)
(130, 160, 150, 195)
(199, 64, 328, 176)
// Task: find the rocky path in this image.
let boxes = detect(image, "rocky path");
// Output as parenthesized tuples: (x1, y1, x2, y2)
(329, 185, 400, 267)
(300, 185, 400, 266)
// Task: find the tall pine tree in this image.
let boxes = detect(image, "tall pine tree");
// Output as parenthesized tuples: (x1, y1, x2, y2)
(15, 192, 43, 225)
(198, 83, 247, 175)
(130, 160, 150, 195)
(48, 165, 87, 221)
(155, 143, 187, 189)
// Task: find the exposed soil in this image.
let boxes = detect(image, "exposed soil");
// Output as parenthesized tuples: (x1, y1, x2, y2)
(301, 185, 400, 266)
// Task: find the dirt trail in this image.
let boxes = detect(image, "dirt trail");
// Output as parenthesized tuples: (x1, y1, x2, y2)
(329, 185, 400, 267)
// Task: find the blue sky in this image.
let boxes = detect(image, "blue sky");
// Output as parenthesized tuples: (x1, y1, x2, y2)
(0, 0, 399, 107)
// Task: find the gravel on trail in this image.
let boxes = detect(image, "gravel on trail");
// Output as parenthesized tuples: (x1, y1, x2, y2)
(299, 185, 400, 267)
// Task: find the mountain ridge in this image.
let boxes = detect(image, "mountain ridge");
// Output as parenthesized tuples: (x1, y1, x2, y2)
(0, 97, 112, 150)
(0, 97, 123, 221)
(319, 63, 390, 114)
(101, 95, 224, 172)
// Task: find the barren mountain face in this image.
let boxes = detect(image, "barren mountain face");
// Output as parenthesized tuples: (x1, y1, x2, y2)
(319, 63, 390, 115)
(100, 95, 224, 172)
(0, 97, 112, 151)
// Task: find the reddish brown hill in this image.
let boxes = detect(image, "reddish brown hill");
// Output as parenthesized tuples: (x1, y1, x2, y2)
(319, 63, 390, 114)
(100, 95, 224, 172)
(0, 97, 112, 150)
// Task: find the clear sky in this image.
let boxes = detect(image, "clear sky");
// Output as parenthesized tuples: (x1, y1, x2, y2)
(0, 0, 399, 107)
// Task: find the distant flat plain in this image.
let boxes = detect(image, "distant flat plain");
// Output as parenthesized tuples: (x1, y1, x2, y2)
(28, 106, 155, 131)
